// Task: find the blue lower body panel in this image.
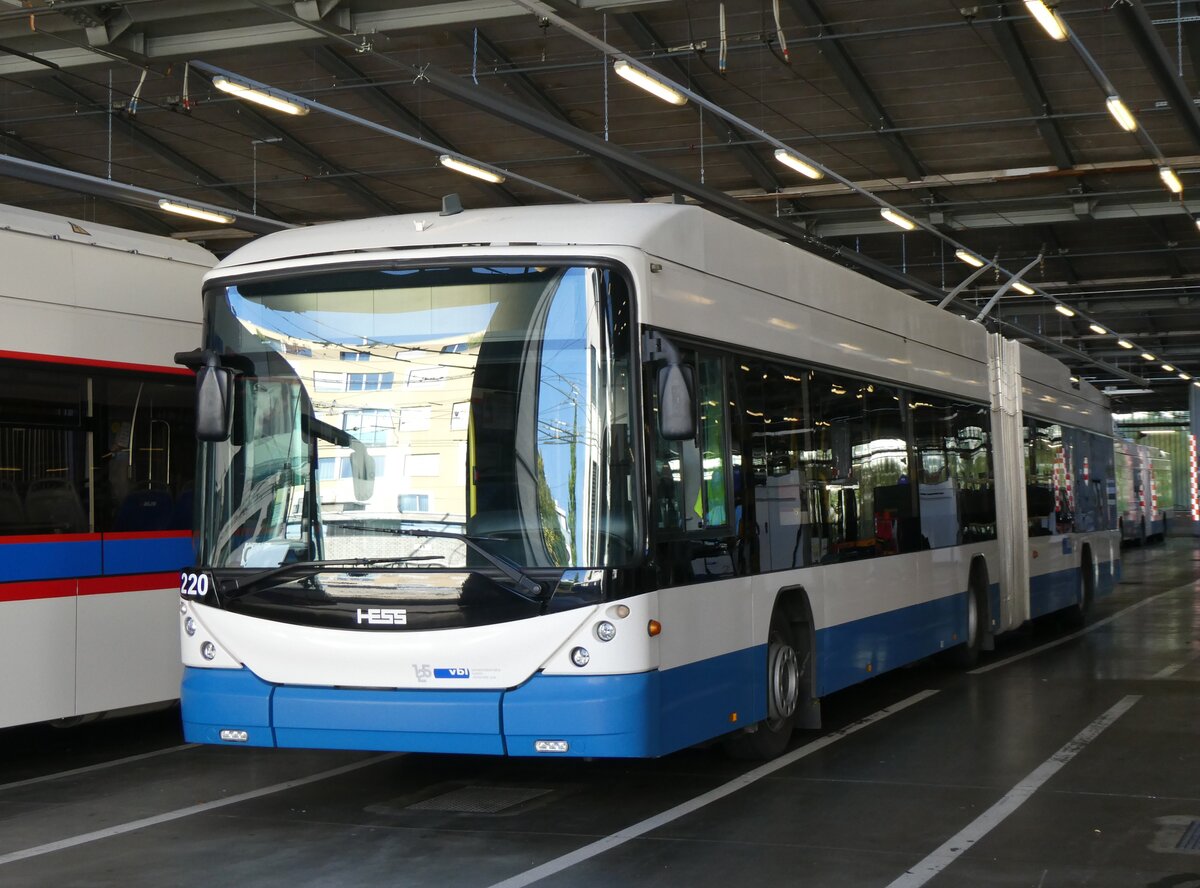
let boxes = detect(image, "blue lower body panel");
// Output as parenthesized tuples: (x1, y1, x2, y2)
(182, 649, 760, 759)
(815, 593, 969, 696)
(182, 667, 275, 747)
(274, 686, 504, 754)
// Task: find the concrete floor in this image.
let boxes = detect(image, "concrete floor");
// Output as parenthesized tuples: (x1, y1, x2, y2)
(1, 538, 1198, 887)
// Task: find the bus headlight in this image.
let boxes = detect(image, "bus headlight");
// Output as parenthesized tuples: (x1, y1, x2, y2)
(201, 641, 217, 661)
(570, 646, 590, 667)
(595, 621, 616, 642)
(184, 617, 196, 637)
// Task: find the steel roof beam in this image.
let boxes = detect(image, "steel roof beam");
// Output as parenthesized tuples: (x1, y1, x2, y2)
(613, 12, 798, 204)
(1114, 0, 1200, 153)
(28, 74, 279, 218)
(1145, 217, 1187, 278)
(0, 130, 175, 234)
(311, 45, 520, 208)
(1039, 225, 1079, 285)
(990, 6, 1076, 171)
(784, 0, 926, 183)
(207, 94, 404, 217)
(457, 27, 647, 203)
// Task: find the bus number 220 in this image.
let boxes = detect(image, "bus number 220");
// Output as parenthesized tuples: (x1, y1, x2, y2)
(180, 572, 210, 598)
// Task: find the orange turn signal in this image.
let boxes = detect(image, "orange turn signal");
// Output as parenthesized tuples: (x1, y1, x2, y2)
(648, 620, 662, 637)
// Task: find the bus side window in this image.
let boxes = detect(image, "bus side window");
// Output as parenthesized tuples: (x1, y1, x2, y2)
(651, 350, 729, 534)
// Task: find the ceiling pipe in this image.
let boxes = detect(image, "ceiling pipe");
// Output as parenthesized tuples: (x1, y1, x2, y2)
(0, 154, 293, 235)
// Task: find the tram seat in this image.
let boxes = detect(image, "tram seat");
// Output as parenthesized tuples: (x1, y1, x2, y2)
(0, 482, 25, 530)
(25, 479, 87, 533)
(115, 488, 174, 531)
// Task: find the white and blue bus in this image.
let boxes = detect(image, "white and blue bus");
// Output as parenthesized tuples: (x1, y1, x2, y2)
(0, 203, 213, 728)
(177, 204, 1119, 759)
(1114, 438, 1172, 544)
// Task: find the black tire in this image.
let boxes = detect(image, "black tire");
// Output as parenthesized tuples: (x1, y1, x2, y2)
(1063, 552, 1093, 630)
(724, 614, 803, 760)
(949, 581, 985, 669)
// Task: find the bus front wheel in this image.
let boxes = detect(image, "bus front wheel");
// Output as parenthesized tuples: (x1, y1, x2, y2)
(724, 614, 802, 760)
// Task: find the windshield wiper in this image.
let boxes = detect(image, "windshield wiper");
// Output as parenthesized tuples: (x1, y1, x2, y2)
(219, 555, 445, 598)
(330, 524, 545, 602)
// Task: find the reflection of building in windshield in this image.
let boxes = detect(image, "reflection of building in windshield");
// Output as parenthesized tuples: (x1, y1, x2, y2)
(240, 315, 476, 531)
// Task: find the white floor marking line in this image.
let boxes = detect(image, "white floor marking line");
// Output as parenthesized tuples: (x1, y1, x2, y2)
(970, 581, 1199, 675)
(0, 752, 400, 867)
(486, 689, 940, 888)
(0, 744, 194, 793)
(1151, 649, 1200, 679)
(885, 694, 1141, 888)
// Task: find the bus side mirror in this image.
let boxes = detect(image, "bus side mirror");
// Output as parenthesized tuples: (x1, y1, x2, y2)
(195, 363, 234, 442)
(657, 363, 696, 440)
(349, 438, 375, 502)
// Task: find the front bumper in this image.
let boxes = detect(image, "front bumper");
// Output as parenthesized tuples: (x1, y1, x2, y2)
(182, 666, 662, 757)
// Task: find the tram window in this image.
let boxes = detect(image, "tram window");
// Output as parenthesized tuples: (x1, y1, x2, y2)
(739, 359, 813, 571)
(94, 375, 197, 533)
(804, 369, 912, 561)
(651, 350, 729, 534)
(0, 363, 87, 536)
(910, 397, 995, 547)
(1025, 421, 1066, 536)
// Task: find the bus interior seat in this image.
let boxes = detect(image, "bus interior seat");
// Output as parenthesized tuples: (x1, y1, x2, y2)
(115, 488, 174, 531)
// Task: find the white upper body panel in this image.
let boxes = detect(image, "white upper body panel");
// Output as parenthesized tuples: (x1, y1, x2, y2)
(208, 203, 1109, 431)
(0, 202, 213, 366)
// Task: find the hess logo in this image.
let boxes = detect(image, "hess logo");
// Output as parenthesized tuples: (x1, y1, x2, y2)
(356, 607, 407, 626)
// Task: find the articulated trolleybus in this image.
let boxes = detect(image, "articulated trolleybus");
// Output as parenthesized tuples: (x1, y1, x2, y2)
(0, 203, 213, 728)
(178, 204, 1118, 759)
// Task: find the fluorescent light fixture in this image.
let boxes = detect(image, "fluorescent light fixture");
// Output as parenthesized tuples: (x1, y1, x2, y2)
(1162, 363, 1176, 372)
(1141, 352, 1156, 361)
(438, 155, 505, 184)
(157, 199, 234, 225)
(880, 208, 917, 231)
(212, 75, 309, 116)
(1070, 375, 1080, 383)
(613, 60, 687, 106)
(1159, 167, 1184, 194)
(773, 148, 823, 180)
(1088, 323, 1107, 335)
(1024, 1, 1068, 40)
(955, 249, 985, 268)
(1054, 304, 1075, 317)
(1180, 372, 1192, 380)
(1106, 96, 1138, 132)
(1011, 281, 1035, 295)
(1117, 339, 1135, 349)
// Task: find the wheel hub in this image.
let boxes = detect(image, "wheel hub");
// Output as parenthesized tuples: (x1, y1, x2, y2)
(766, 640, 800, 727)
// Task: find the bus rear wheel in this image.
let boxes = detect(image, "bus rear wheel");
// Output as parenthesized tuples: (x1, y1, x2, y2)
(724, 614, 801, 760)
(1063, 551, 1094, 630)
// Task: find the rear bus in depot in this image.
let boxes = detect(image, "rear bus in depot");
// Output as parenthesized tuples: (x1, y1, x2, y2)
(0, 204, 213, 729)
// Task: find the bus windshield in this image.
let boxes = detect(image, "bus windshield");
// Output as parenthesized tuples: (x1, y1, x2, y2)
(197, 264, 637, 580)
